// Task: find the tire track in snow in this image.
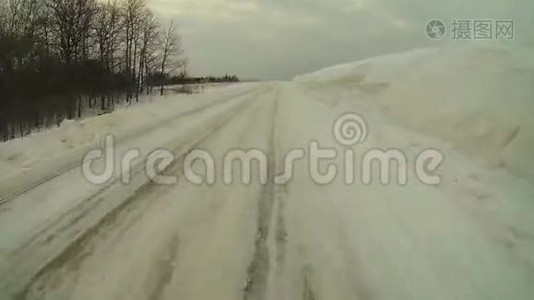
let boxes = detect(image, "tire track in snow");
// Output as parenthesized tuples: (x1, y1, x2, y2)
(6, 87, 269, 300)
(148, 233, 180, 300)
(14, 88, 263, 254)
(0, 87, 260, 206)
(243, 87, 289, 300)
(243, 93, 279, 300)
(302, 265, 316, 300)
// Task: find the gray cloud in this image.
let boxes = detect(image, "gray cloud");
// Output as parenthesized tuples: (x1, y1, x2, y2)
(147, 0, 533, 79)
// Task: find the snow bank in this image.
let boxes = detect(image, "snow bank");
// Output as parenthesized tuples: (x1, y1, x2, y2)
(296, 45, 534, 182)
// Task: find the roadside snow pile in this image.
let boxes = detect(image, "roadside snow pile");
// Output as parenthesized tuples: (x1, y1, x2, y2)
(296, 45, 534, 182)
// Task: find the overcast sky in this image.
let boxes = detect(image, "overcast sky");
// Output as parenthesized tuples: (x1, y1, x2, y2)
(147, 0, 532, 80)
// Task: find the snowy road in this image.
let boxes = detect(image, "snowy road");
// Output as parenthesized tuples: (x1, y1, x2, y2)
(1, 81, 534, 300)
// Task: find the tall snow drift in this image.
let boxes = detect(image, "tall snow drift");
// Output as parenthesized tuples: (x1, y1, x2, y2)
(296, 45, 534, 182)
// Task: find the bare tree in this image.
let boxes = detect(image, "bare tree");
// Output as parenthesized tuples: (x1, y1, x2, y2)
(137, 8, 158, 96)
(122, 0, 144, 78)
(95, 0, 122, 71)
(48, 0, 96, 64)
(159, 20, 183, 95)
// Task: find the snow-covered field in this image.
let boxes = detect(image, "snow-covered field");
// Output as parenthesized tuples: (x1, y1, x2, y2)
(1, 45, 534, 300)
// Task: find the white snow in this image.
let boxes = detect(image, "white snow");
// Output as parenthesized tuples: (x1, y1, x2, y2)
(1, 46, 534, 300)
(296, 44, 534, 183)
(0, 83, 260, 202)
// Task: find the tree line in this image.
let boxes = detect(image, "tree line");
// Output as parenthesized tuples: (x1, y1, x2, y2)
(0, 0, 183, 141)
(162, 74, 240, 85)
